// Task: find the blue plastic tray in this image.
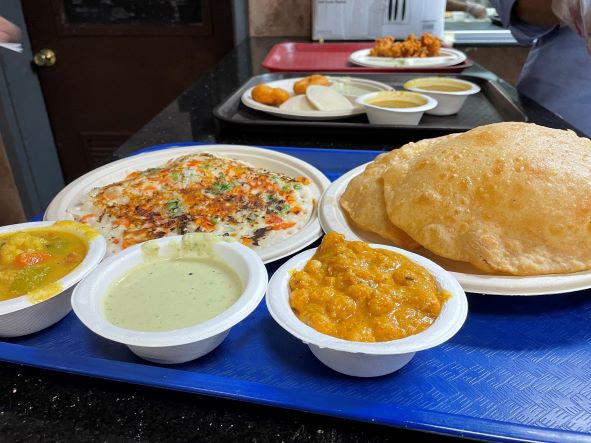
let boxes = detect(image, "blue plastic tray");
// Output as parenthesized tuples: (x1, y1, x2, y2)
(3, 144, 591, 442)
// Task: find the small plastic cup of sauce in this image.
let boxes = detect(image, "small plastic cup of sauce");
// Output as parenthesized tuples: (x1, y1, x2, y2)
(403, 77, 480, 116)
(266, 243, 468, 377)
(356, 90, 437, 126)
(71, 234, 268, 364)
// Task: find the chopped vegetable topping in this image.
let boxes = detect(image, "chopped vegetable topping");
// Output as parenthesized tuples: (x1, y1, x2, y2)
(74, 153, 313, 251)
(211, 181, 234, 194)
(166, 199, 182, 216)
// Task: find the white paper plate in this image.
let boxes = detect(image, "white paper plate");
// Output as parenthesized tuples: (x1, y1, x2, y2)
(348, 47, 467, 69)
(44, 145, 331, 264)
(241, 76, 392, 121)
(318, 164, 591, 296)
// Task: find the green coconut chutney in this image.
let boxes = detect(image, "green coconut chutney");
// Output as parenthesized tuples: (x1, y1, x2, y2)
(103, 235, 243, 332)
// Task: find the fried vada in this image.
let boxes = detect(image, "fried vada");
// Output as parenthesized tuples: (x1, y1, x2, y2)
(251, 84, 290, 106)
(293, 74, 330, 95)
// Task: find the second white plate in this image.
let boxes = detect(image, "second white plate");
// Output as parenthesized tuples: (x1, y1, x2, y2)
(319, 164, 591, 296)
(348, 47, 467, 69)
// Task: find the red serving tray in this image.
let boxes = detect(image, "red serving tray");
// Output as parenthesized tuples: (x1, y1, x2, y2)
(262, 42, 473, 73)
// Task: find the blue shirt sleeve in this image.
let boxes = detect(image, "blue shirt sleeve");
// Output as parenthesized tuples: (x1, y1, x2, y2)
(489, 0, 557, 44)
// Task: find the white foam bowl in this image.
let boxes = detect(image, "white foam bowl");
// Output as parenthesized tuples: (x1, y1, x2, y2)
(403, 77, 481, 116)
(71, 235, 268, 364)
(0, 221, 107, 337)
(356, 91, 438, 126)
(266, 245, 468, 377)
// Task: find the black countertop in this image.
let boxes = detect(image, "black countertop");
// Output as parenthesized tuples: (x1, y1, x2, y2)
(0, 37, 579, 442)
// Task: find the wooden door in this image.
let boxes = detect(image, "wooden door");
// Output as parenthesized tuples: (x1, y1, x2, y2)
(22, 0, 234, 182)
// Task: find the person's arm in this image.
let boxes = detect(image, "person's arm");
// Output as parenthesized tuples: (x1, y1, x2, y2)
(0, 16, 21, 44)
(447, 0, 466, 12)
(511, 0, 591, 53)
(513, 0, 560, 26)
(447, 0, 488, 19)
(489, 0, 558, 43)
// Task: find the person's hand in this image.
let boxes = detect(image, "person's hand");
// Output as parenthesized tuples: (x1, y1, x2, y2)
(0, 16, 21, 43)
(465, 1, 488, 19)
(552, 0, 591, 51)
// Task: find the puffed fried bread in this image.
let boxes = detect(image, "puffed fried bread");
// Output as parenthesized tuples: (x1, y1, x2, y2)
(383, 122, 591, 275)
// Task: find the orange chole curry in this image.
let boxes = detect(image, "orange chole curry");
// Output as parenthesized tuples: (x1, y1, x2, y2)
(289, 232, 450, 342)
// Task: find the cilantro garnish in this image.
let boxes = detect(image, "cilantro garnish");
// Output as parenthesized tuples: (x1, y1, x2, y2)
(166, 199, 182, 216)
(211, 181, 234, 194)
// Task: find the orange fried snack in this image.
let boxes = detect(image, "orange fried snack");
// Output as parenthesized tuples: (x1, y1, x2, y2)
(251, 84, 290, 106)
(369, 32, 441, 58)
(293, 74, 330, 95)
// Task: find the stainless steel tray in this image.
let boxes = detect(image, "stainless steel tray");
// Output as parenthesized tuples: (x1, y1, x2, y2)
(213, 73, 527, 138)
